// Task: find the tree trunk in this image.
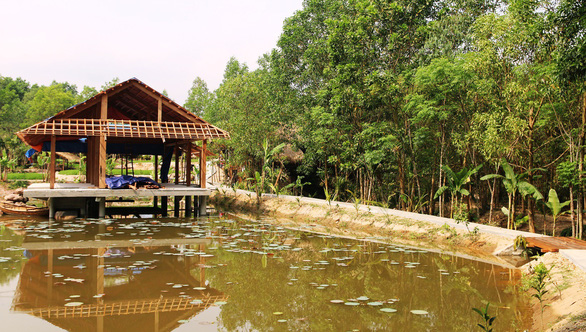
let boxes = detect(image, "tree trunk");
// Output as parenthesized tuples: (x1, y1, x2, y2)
(438, 125, 445, 217)
(570, 187, 575, 238)
(429, 176, 435, 215)
(508, 194, 514, 230)
(527, 130, 536, 233)
(579, 91, 586, 239)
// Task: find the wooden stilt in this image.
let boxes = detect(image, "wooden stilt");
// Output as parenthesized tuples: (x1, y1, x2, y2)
(174, 196, 181, 217)
(98, 197, 106, 218)
(185, 196, 192, 217)
(162, 196, 168, 217)
(199, 196, 207, 216)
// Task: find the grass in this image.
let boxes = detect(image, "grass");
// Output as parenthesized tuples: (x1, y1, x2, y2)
(7, 173, 44, 180)
(59, 169, 83, 175)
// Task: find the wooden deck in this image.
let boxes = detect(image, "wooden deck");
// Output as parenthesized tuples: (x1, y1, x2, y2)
(23, 183, 211, 198)
(525, 237, 586, 253)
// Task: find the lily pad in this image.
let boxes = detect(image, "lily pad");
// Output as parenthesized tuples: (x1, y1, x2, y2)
(356, 296, 369, 301)
(64, 302, 84, 307)
(273, 312, 283, 315)
(277, 319, 287, 323)
(330, 299, 344, 304)
(344, 302, 360, 306)
(367, 302, 383, 306)
(410, 310, 429, 315)
(380, 308, 397, 313)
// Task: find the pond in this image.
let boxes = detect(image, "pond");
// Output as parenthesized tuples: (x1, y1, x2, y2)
(0, 214, 531, 331)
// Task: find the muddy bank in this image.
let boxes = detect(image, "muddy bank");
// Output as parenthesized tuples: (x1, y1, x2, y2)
(211, 189, 586, 332)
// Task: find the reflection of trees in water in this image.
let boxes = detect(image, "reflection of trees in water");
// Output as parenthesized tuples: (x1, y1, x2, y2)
(0, 225, 24, 286)
(201, 219, 530, 331)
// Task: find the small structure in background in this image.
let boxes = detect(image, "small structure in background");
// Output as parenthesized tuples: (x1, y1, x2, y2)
(16, 78, 229, 218)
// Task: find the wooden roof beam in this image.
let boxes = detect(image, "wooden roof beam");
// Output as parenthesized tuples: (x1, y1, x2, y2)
(130, 81, 204, 123)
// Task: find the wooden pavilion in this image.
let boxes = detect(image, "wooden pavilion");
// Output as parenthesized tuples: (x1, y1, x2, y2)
(16, 78, 229, 218)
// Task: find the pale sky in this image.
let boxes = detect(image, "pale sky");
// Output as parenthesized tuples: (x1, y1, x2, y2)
(0, 0, 303, 104)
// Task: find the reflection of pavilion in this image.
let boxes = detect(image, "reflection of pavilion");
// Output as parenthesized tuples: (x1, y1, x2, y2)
(11, 239, 227, 332)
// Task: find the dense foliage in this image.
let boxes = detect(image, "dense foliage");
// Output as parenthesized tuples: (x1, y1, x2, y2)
(187, 0, 585, 237)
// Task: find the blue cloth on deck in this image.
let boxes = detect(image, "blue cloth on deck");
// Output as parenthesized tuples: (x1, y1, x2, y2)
(105, 175, 160, 189)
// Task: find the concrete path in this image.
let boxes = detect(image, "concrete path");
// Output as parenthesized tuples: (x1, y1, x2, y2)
(560, 250, 586, 272)
(218, 187, 586, 272)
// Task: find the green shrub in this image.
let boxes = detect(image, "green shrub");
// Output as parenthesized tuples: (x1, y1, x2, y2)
(9, 180, 30, 189)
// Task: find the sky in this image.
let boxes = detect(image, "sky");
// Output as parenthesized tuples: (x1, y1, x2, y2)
(0, 0, 303, 104)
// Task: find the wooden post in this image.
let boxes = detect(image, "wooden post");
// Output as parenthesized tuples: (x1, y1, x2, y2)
(186, 142, 192, 186)
(174, 144, 179, 184)
(174, 143, 181, 216)
(157, 97, 162, 123)
(100, 94, 108, 119)
(200, 140, 207, 188)
(185, 142, 192, 217)
(98, 94, 108, 188)
(98, 135, 107, 188)
(49, 135, 56, 189)
(154, 154, 159, 209)
(86, 137, 94, 184)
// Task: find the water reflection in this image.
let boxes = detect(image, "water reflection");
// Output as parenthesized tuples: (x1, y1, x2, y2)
(0, 215, 530, 331)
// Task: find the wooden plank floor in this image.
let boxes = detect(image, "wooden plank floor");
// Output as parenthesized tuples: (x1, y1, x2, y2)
(24, 183, 211, 198)
(526, 237, 586, 253)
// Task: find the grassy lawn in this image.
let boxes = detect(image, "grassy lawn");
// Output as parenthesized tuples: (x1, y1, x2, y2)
(7, 173, 44, 180)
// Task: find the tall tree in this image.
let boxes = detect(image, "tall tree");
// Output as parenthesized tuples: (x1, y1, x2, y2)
(184, 77, 212, 118)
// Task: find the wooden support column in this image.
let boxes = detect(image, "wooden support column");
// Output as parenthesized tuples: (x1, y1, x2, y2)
(157, 97, 162, 123)
(198, 140, 207, 215)
(49, 135, 56, 189)
(186, 142, 192, 186)
(98, 94, 108, 188)
(86, 137, 94, 184)
(200, 139, 207, 188)
(174, 143, 181, 216)
(174, 144, 179, 184)
(185, 142, 192, 217)
(98, 135, 107, 188)
(154, 155, 159, 209)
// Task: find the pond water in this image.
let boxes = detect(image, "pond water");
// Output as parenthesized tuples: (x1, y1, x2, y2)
(0, 214, 531, 331)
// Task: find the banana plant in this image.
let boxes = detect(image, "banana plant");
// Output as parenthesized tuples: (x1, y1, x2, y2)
(481, 159, 543, 230)
(435, 164, 482, 218)
(544, 189, 571, 236)
(293, 175, 311, 197)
